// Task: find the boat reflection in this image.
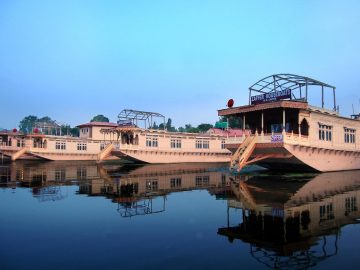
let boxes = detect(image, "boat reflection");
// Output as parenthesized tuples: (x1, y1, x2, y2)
(2, 161, 360, 268)
(0, 161, 231, 214)
(75, 162, 231, 217)
(219, 171, 360, 269)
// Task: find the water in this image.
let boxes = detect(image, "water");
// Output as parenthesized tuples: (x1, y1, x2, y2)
(1, 161, 360, 270)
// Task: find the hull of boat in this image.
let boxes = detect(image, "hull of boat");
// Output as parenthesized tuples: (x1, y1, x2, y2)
(113, 149, 231, 164)
(245, 143, 360, 172)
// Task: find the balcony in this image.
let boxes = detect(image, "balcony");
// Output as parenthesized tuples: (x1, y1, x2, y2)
(225, 132, 310, 146)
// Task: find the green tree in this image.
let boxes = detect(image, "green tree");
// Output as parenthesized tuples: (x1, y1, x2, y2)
(188, 127, 200, 133)
(19, 115, 38, 133)
(184, 124, 192, 131)
(182, 124, 199, 133)
(69, 127, 80, 137)
(165, 118, 176, 131)
(60, 124, 79, 136)
(197, 123, 213, 132)
(38, 116, 53, 123)
(219, 116, 242, 128)
(90, 114, 109, 122)
(152, 121, 159, 129)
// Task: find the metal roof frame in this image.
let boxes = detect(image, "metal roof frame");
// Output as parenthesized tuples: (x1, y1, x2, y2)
(248, 74, 337, 111)
(118, 109, 166, 129)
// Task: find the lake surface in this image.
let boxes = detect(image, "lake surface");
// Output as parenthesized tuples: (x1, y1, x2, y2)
(1, 161, 360, 270)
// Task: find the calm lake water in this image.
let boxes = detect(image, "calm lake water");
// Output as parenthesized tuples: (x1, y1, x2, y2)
(1, 161, 360, 270)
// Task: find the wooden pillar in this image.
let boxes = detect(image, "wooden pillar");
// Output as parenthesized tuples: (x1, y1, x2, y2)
(261, 111, 264, 135)
(243, 114, 246, 138)
(283, 109, 286, 133)
(333, 87, 336, 111)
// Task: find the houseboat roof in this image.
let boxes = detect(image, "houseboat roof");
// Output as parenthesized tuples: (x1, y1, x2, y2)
(100, 125, 227, 138)
(249, 73, 335, 94)
(218, 100, 308, 116)
(219, 73, 339, 116)
(77, 122, 118, 128)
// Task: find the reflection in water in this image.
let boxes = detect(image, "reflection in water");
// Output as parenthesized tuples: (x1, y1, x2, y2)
(219, 172, 360, 269)
(0, 161, 231, 216)
(1, 161, 360, 269)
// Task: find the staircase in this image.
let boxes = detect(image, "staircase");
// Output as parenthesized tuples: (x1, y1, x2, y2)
(97, 143, 114, 162)
(230, 135, 257, 171)
(11, 147, 28, 161)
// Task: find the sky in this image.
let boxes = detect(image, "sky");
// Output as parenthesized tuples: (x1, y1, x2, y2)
(1, 0, 360, 129)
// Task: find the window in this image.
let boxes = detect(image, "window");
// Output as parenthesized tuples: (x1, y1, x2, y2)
(17, 139, 25, 147)
(221, 174, 227, 186)
(146, 180, 158, 192)
(345, 197, 357, 215)
(195, 175, 210, 186)
(344, 128, 356, 144)
(146, 135, 158, 147)
(195, 139, 210, 149)
(170, 178, 182, 188)
(55, 141, 66, 150)
(221, 140, 226, 149)
(203, 140, 209, 149)
(319, 203, 334, 222)
(318, 124, 332, 141)
(170, 138, 182, 148)
(55, 168, 66, 181)
(100, 143, 105, 150)
(77, 167, 87, 179)
(77, 143, 87, 151)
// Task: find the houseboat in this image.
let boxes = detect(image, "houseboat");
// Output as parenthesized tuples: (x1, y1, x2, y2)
(0, 122, 120, 161)
(0, 110, 245, 163)
(98, 109, 243, 163)
(219, 74, 360, 172)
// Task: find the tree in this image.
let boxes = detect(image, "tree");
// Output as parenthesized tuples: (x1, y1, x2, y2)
(182, 124, 199, 133)
(219, 116, 242, 128)
(184, 124, 192, 131)
(197, 123, 213, 132)
(165, 118, 176, 132)
(38, 116, 53, 123)
(69, 127, 80, 137)
(188, 127, 200, 133)
(166, 118, 172, 130)
(19, 115, 38, 133)
(152, 121, 159, 129)
(90, 114, 109, 122)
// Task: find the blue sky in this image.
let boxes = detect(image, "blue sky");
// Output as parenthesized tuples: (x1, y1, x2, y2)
(1, 0, 360, 129)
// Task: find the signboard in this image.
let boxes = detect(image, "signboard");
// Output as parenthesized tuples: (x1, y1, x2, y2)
(271, 134, 283, 143)
(251, 89, 291, 105)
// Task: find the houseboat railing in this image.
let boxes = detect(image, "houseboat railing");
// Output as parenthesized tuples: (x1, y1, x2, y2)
(225, 133, 310, 146)
(0, 144, 23, 150)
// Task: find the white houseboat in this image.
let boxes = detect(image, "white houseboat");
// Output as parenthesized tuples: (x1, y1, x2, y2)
(98, 109, 242, 163)
(0, 122, 119, 161)
(219, 74, 360, 172)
